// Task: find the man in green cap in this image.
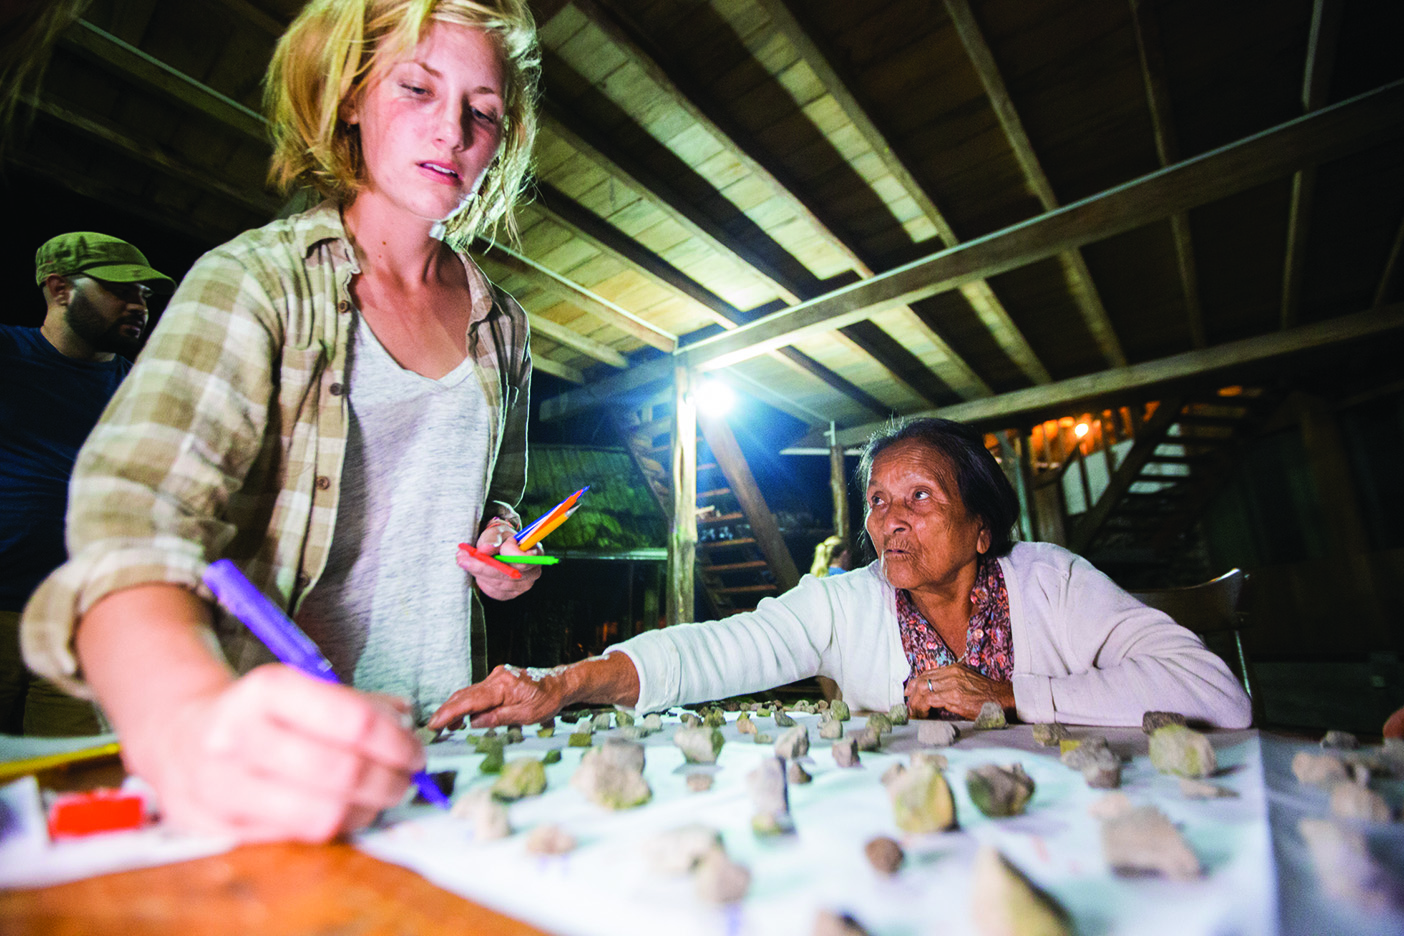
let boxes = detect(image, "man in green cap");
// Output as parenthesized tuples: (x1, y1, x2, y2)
(0, 232, 174, 735)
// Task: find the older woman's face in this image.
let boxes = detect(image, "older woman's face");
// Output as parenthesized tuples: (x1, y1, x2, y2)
(865, 440, 991, 593)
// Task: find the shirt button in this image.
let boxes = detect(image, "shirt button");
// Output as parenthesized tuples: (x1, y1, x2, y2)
(315, 475, 331, 490)
(337, 300, 350, 313)
(329, 382, 344, 396)
(297, 573, 311, 588)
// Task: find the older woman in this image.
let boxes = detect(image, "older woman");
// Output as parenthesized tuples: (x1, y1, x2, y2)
(431, 418, 1253, 730)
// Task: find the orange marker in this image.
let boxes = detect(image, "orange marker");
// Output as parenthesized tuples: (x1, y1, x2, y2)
(457, 544, 523, 579)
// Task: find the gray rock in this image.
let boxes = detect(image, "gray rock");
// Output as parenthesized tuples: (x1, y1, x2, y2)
(884, 759, 956, 833)
(888, 703, 910, 726)
(966, 763, 1036, 818)
(1101, 805, 1201, 879)
(647, 824, 723, 874)
(736, 714, 757, 735)
(970, 846, 1072, 936)
(1031, 723, 1070, 747)
(832, 737, 860, 768)
(1148, 724, 1217, 778)
(571, 743, 651, 809)
(1321, 730, 1359, 751)
(829, 699, 850, 721)
(1061, 736, 1122, 789)
(911, 751, 948, 771)
(703, 708, 726, 729)
(916, 720, 958, 747)
(524, 823, 576, 855)
(754, 732, 773, 744)
(681, 712, 702, 728)
(819, 716, 844, 740)
(504, 725, 524, 744)
(694, 848, 751, 904)
(642, 713, 663, 732)
(864, 836, 904, 876)
(853, 726, 882, 751)
(973, 701, 1006, 730)
(451, 790, 511, 841)
(674, 726, 725, 764)
(787, 760, 812, 785)
(491, 757, 547, 801)
(866, 713, 893, 736)
(686, 772, 715, 793)
(614, 708, 635, 728)
(1141, 711, 1186, 734)
(775, 725, 810, 760)
(747, 756, 793, 836)
(592, 711, 613, 731)
(774, 710, 796, 728)
(1292, 751, 1349, 790)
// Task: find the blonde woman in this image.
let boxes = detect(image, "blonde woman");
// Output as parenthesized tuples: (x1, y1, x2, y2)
(21, 0, 541, 842)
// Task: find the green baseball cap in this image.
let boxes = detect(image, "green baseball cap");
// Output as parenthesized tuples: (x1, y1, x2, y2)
(35, 232, 175, 293)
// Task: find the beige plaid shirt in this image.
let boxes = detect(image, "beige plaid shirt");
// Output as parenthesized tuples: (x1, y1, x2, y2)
(21, 201, 531, 695)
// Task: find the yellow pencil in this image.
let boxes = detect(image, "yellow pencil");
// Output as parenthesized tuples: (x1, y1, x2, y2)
(0, 741, 122, 782)
(518, 503, 579, 550)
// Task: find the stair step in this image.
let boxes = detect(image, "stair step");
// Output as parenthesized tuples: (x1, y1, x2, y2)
(698, 487, 732, 500)
(698, 462, 719, 472)
(716, 584, 778, 595)
(699, 512, 744, 524)
(697, 537, 758, 549)
(703, 560, 769, 573)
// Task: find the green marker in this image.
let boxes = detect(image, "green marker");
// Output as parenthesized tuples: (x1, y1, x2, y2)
(494, 554, 560, 565)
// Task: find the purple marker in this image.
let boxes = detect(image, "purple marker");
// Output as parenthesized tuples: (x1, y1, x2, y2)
(202, 559, 451, 809)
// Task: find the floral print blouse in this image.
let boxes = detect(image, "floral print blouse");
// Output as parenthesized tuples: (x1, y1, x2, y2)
(897, 554, 1014, 690)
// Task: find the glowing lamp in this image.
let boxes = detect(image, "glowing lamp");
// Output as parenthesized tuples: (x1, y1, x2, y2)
(1074, 422, 1090, 438)
(696, 379, 735, 417)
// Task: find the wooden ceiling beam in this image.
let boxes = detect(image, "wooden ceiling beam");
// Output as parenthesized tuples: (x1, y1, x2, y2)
(1129, 0, 1205, 349)
(535, 184, 890, 419)
(797, 303, 1404, 448)
(539, 356, 674, 423)
(679, 80, 1404, 373)
(1280, 0, 1343, 329)
(475, 239, 675, 354)
(575, 0, 985, 404)
(63, 19, 268, 142)
(756, 0, 1047, 387)
(944, 0, 1127, 369)
(26, 97, 279, 216)
(530, 355, 586, 384)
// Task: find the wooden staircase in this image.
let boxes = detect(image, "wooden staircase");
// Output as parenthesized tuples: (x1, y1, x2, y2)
(1061, 388, 1277, 570)
(614, 404, 799, 620)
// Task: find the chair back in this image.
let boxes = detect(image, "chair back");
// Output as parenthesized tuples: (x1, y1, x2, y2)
(1129, 569, 1245, 637)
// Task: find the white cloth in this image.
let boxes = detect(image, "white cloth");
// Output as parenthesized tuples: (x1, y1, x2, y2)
(611, 542, 1252, 728)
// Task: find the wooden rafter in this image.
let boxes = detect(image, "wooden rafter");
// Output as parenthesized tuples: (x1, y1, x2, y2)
(801, 303, 1404, 448)
(943, 0, 1128, 369)
(757, 0, 1050, 387)
(574, 0, 992, 402)
(679, 81, 1404, 373)
(1128, 0, 1205, 349)
(1280, 0, 1343, 329)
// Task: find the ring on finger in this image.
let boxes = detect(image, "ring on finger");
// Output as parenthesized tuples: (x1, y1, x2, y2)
(926, 678, 933, 692)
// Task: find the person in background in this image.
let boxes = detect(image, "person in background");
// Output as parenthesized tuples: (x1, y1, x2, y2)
(0, 232, 172, 736)
(20, 0, 542, 842)
(434, 417, 1253, 733)
(810, 534, 852, 578)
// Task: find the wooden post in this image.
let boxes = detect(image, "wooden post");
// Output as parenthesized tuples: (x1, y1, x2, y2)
(1295, 393, 1370, 555)
(827, 422, 850, 544)
(667, 364, 697, 626)
(1000, 430, 1036, 543)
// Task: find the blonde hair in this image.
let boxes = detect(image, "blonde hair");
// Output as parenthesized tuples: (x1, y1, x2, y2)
(810, 535, 849, 578)
(264, 0, 539, 245)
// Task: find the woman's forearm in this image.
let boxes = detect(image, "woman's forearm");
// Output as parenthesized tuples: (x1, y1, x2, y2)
(560, 652, 640, 709)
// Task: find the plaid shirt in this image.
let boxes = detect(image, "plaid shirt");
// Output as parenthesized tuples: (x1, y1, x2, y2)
(21, 201, 531, 695)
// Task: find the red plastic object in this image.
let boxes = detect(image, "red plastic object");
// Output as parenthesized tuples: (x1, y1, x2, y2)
(47, 789, 145, 838)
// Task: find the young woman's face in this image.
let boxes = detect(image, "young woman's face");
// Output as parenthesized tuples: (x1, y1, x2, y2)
(347, 20, 505, 223)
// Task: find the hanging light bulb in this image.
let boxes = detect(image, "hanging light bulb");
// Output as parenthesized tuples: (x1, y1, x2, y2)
(696, 379, 735, 417)
(1074, 422, 1090, 438)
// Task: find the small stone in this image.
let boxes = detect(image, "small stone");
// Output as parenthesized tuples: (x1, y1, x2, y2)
(828, 700, 850, 721)
(813, 910, 872, 936)
(793, 700, 816, 714)
(492, 757, 547, 800)
(970, 845, 1072, 936)
(571, 743, 651, 809)
(592, 712, 613, 731)
(615, 708, 635, 728)
(1031, 723, 1070, 747)
(864, 836, 904, 876)
(884, 759, 956, 833)
(647, 824, 723, 874)
(816, 699, 830, 712)
(916, 720, 958, 747)
(475, 733, 502, 753)
(524, 823, 576, 856)
(536, 725, 555, 738)
(703, 708, 726, 729)
(966, 763, 1036, 818)
(414, 726, 440, 746)
(1321, 730, 1358, 751)
(736, 714, 757, 735)
(483, 727, 498, 739)
(559, 710, 581, 724)
(911, 751, 948, 771)
(681, 712, 702, 728)
(1101, 806, 1201, 879)
(686, 772, 715, 792)
(888, 703, 910, 726)
(832, 737, 860, 768)
(854, 726, 881, 752)
(774, 710, 796, 728)
(541, 749, 562, 765)
(478, 738, 505, 774)
(504, 725, 523, 744)
(694, 848, 751, 904)
(973, 701, 1006, 730)
(567, 732, 593, 748)
(1330, 783, 1393, 822)
(618, 725, 646, 741)
(747, 757, 793, 836)
(642, 713, 662, 732)
(756, 707, 770, 717)
(820, 716, 844, 740)
(1299, 818, 1402, 910)
(674, 726, 725, 764)
(775, 725, 810, 760)
(538, 717, 556, 732)
(787, 761, 812, 784)
(1062, 736, 1121, 789)
(754, 733, 773, 744)
(1148, 724, 1217, 778)
(1179, 778, 1237, 799)
(867, 713, 893, 736)
(1292, 751, 1349, 789)
(451, 790, 511, 841)
(1142, 711, 1187, 734)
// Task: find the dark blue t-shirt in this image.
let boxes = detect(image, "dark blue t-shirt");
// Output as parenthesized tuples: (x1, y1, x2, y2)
(0, 325, 130, 610)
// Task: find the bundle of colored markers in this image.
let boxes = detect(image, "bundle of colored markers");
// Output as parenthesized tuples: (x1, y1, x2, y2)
(458, 486, 589, 578)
